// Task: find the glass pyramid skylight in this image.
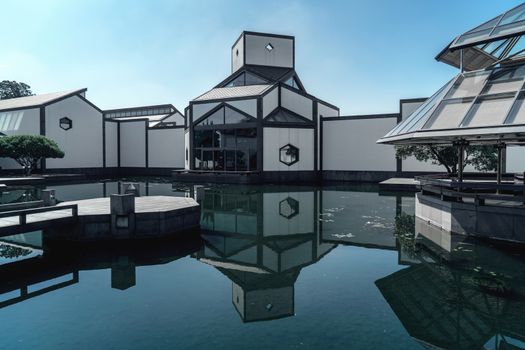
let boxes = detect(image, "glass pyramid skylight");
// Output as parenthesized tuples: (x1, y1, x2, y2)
(451, 3, 525, 49)
(378, 62, 525, 144)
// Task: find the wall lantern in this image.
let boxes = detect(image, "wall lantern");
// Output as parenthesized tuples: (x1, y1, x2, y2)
(279, 144, 299, 166)
(59, 117, 72, 130)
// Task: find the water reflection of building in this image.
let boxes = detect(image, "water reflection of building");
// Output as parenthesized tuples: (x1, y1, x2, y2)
(194, 187, 336, 322)
(319, 186, 414, 250)
(377, 220, 525, 350)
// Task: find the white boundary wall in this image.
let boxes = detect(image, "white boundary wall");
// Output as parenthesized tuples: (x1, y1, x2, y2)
(323, 117, 397, 171)
(120, 121, 146, 168)
(148, 128, 184, 168)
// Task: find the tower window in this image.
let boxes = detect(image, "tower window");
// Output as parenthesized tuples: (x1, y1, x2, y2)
(266, 43, 274, 51)
(236, 49, 239, 57)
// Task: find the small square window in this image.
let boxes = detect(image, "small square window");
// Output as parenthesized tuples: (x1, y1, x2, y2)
(266, 43, 274, 51)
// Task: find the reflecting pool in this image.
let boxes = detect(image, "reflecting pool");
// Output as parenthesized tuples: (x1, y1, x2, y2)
(0, 178, 524, 350)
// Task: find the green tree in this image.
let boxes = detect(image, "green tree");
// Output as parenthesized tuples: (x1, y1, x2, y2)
(0, 81, 33, 99)
(0, 135, 64, 175)
(395, 144, 498, 174)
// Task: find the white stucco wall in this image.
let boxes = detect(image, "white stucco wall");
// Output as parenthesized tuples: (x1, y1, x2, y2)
(162, 112, 184, 125)
(227, 99, 257, 117)
(0, 108, 40, 170)
(148, 128, 184, 168)
(323, 118, 397, 171)
(232, 35, 244, 73)
(192, 102, 220, 121)
(45, 95, 103, 169)
(120, 120, 146, 167)
(263, 86, 278, 117)
(263, 128, 314, 171)
(318, 103, 339, 118)
(105, 121, 118, 167)
(245, 34, 293, 68)
(281, 88, 312, 119)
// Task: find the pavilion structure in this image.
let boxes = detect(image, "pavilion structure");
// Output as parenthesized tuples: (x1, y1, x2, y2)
(378, 3, 525, 243)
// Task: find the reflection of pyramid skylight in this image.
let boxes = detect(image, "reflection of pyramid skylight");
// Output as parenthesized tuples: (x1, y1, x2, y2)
(379, 62, 525, 144)
(451, 3, 525, 49)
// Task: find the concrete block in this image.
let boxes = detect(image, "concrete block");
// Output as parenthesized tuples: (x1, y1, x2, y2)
(42, 189, 57, 206)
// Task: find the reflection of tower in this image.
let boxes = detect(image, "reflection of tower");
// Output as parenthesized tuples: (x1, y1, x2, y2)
(195, 186, 335, 322)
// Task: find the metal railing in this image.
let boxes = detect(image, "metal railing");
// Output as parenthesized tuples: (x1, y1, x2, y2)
(0, 204, 78, 226)
(416, 174, 525, 206)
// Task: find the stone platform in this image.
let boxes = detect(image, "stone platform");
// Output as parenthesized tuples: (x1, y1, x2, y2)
(49, 196, 200, 242)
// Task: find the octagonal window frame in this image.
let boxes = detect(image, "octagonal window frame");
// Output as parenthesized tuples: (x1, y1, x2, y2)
(59, 117, 72, 131)
(279, 144, 299, 166)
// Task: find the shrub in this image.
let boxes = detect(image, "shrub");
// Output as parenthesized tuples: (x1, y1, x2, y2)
(0, 135, 64, 175)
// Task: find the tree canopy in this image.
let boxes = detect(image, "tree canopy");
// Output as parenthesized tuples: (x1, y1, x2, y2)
(0, 135, 64, 175)
(395, 144, 498, 174)
(0, 81, 33, 100)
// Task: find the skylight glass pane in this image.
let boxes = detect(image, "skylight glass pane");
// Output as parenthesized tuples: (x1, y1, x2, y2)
(492, 21, 525, 38)
(454, 29, 492, 46)
(491, 40, 510, 57)
(224, 107, 254, 124)
(462, 95, 515, 127)
(465, 16, 501, 34)
(244, 72, 266, 86)
(483, 39, 507, 54)
(505, 92, 525, 124)
(446, 72, 489, 98)
(508, 36, 525, 56)
(483, 79, 523, 94)
(500, 4, 525, 26)
(481, 66, 525, 94)
(284, 76, 299, 89)
(266, 109, 307, 123)
(197, 108, 224, 126)
(391, 79, 455, 136)
(226, 73, 245, 87)
(424, 99, 473, 130)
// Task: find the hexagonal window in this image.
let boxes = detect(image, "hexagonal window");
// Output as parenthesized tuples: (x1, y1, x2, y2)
(59, 117, 72, 130)
(279, 144, 299, 166)
(279, 197, 299, 219)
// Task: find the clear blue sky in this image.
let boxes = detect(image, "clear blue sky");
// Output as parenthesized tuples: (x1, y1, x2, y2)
(1, 0, 522, 114)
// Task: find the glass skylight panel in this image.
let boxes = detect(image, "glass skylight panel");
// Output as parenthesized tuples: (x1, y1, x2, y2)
(385, 79, 455, 137)
(197, 108, 224, 126)
(244, 72, 266, 85)
(505, 92, 525, 124)
(226, 73, 245, 87)
(451, 4, 525, 49)
(224, 107, 254, 124)
(499, 3, 525, 26)
(508, 36, 525, 56)
(424, 99, 473, 130)
(462, 94, 515, 127)
(446, 72, 489, 99)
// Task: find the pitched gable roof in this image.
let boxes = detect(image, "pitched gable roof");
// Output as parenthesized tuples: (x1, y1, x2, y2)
(0, 88, 87, 112)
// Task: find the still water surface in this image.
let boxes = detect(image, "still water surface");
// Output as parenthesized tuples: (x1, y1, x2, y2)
(0, 178, 524, 350)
